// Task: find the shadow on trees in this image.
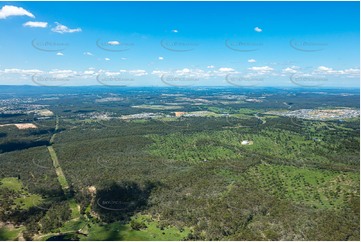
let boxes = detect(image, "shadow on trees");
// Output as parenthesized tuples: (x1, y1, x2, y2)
(94, 181, 157, 223)
(0, 140, 50, 153)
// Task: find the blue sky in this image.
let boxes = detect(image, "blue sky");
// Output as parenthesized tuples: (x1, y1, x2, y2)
(0, 1, 359, 87)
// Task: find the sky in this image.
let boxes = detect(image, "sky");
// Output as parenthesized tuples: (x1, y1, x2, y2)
(0, 1, 359, 87)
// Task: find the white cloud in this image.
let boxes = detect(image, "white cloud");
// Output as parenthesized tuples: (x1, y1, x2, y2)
(51, 22, 82, 34)
(1, 68, 42, 74)
(47, 69, 78, 79)
(23, 21, 48, 28)
(282, 66, 299, 74)
(48, 69, 74, 74)
(83, 70, 95, 75)
(314, 66, 339, 75)
(97, 69, 147, 77)
(83, 52, 93, 56)
(213, 67, 238, 77)
(158, 56, 164, 60)
(175, 68, 191, 74)
(56, 52, 64, 56)
(278, 66, 360, 79)
(254, 27, 262, 32)
(207, 65, 215, 69)
(314, 66, 360, 77)
(248, 66, 273, 72)
(107, 41, 120, 45)
(343, 68, 360, 75)
(151, 70, 168, 77)
(104, 58, 110, 61)
(317, 66, 333, 72)
(247, 66, 274, 76)
(0, 5, 34, 19)
(171, 29, 178, 33)
(2, 66, 358, 86)
(128, 70, 148, 76)
(0, 68, 43, 82)
(248, 59, 256, 63)
(152, 68, 212, 79)
(218, 67, 235, 72)
(121, 57, 127, 60)
(103, 71, 121, 76)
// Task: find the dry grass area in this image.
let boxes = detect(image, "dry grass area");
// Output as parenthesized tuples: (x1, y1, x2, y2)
(35, 109, 54, 116)
(0, 123, 38, 129)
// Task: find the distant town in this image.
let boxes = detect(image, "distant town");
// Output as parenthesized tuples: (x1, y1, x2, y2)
(268, 108, 360, 121)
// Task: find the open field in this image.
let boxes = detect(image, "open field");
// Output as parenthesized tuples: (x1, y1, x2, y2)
(0, 123, 37, 130)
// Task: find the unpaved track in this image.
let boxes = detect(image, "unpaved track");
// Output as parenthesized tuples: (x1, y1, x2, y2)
(46, 116, 81, 218)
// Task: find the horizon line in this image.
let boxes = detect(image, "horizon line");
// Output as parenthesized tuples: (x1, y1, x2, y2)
(0, 84, 359, 90)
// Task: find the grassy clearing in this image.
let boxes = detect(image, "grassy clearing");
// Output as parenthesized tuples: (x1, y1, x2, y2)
(130, 119, 149, 123)
(35, 216, 88, 241)
(85, 214, 190, 241)
(68, 198, 80, 219)
(0, 177, 23, 191)
(0, 177, 43, 210)
(47, 146, 69, 191)
(0, 227, 24, 240)
(13, 194, 43, 210)
(59, 219, 87, 233)
(238, 108, 260, 115)
(124, 215, 190, 240)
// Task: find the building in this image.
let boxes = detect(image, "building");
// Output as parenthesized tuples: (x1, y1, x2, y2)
(241, 140, 254, 145)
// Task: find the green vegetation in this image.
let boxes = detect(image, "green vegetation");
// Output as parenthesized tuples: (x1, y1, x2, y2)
(48, 146, 69, 192)
(85, 215, 190, 241)
(219, 164, 359, 209)
(0, 177, 43, 210)
(0, 87, 359, 240)
(0, 227, 24, 240)
(148, 130, 243, 163)
(0, 177, 23, 191)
